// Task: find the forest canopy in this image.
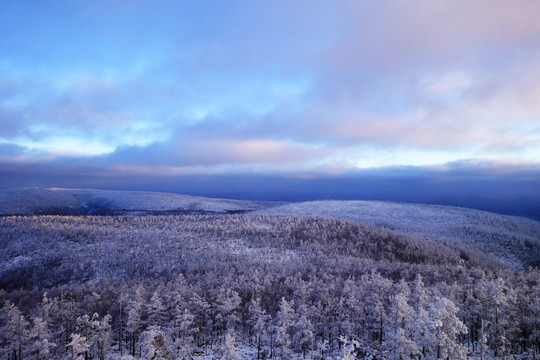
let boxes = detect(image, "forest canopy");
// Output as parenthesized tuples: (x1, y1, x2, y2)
(1, 214, 539, 359)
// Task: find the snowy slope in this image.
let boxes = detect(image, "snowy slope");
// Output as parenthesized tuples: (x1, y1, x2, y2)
(2, 188, 538, 268)
(251, 200, 540, 269)
(0, 187, 275, 215)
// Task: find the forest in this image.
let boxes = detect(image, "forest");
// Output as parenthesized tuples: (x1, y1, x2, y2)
(1, 214, 539, 360)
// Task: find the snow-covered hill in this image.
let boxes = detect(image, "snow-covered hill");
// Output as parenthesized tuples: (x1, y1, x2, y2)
(251, 200, 540, 269)
(2, 188, 538, 268)
(0, 187, 274, 215)
(1, 190, 540, 359)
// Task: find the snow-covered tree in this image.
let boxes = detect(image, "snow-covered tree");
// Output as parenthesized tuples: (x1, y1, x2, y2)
(66, 333, 90, 360)
(190, 293, 211, 348)
(247, 296, 270, 360)
(527, 283, 540, 359)
(216, 286, 242, 334)
(1, 301, 29, 360)
(95, 314, 112, 360)
(411, 274, 428, 314)
(364, 272, 391, 353)
(148, 291, 168, 327)
(426, 297, 468, 360)
(28, 316, 56, 360)
(127, 307, 142, 356)
(173, 307, 196, 359)
(140, 325, 172, 360)
(337, 336, 359, 360)
(293, 304, 314, 359)
(221, 332, 241, 360)
(485, 278, 512, 358)
(383, 293, 417, 360)
(275, 297, 295, 358)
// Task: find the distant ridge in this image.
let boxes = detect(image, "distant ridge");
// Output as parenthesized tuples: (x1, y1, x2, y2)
(253, 200, 540, 270)
(0, 187, 275, 216)
(2, 187, 539, 269)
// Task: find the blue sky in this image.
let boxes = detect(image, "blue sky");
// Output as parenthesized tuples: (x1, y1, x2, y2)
(1, 1, 540, 210)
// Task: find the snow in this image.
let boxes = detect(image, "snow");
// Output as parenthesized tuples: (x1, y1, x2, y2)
(0, 188, 276, 215)
(251, 200, 540, 269)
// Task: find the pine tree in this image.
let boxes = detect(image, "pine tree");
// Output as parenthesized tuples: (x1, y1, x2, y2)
(216, 286, 242, 334)
(383, 293, 417, 360)
(411, 274, 428, 315)
(95, 314, 112, 360)
(338, 336, 359, 360)
(248, 296, 270, 360)
(127, 308, 141, 356)
(426, 297, 468, 360)
(1, 301, 29, 360)
(66, 333, 90, 360)
(148, 291, 168, 327)
(221, 332, 241, 360)
(486, 278, 512, 358)
(275, 297, 295, 358)
(140, 325, 172, 360)
(293, 305, 314, 359)
(28, 316, 56, 360)
(173, 307, 196, 359)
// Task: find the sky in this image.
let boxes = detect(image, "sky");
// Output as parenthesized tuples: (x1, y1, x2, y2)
(1, 1, 540, 216)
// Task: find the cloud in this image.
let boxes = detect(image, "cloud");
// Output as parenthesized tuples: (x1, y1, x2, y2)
(1, 0, 540, 172)
(0, 143, 27, 157)
(103, 137, 318, 169)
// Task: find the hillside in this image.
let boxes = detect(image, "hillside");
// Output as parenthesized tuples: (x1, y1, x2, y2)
(0, 214, 466, 290)
(252, 200, 540, 269)
(1, 189, 540, 359)
(2, 188, 539, 269)
(0, 187, 273, 215)
(1, 213, 539, 359)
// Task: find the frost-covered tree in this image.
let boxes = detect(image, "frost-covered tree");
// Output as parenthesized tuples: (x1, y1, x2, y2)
(383, 293, 417, 360)
(173, 307, 196, 359)
(28, 316, 56, 360)
(247, 296, 270, 360)
(275, 297, 295, 358)
(216, 286, 242, 334)
(293, 304, 314, 359)
(485, 278, 512, 358)
(426, 297, 468, 360)
(1, 301, 29, 360)
(527, 283, 540, 359)
(410, 305, 430, 360)
(411, 274, 428, 314)
(364, 272, 391, 353)
(126, 289, 146, 358)
(126, 308, 141, 356)
(66, 333, 90, 360)
(337, 336, 359, 360)
(75, 314, 97, 359)
(148, 291, 168, 327)
(140, 325, 172, 360)
(221, 332, 241, 360)
(58, 293, 77, 353)
(95, 314, 112, 360)
(190, 293, 211, 348)
(341, 278, 365, 339)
